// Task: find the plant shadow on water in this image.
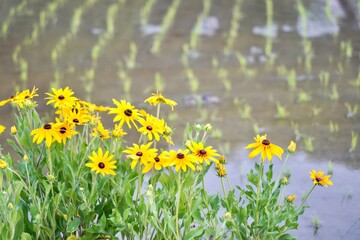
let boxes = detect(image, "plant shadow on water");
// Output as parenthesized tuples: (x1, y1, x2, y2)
(0, 0, 360, 239)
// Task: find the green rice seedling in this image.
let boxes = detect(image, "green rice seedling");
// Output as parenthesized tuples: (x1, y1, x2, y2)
(329, 84, 339, 101)
(338, 62, 344, 74)
(275, 102, 289, 119)
(140, 0, 157, 26)
(325, 0, 335, 21)
(19, 58, 28, 85)
(297, 90, 312, 103)
(319, 71, 330, 91)
(304, 136, 314, 152)
(0, 0, 29, 38)
(302, 39, 313, 72)
(328, 120, 339, 134)
(327, 161, 334, 175)
(224, 0, 241, 55)
(252, 122, 260, 134)
(189, 0, 211, 50)
(296, 0, 308, 35)
(291, 121, 302, 141)
(312, 215, 321, 233)
(287, 69, 297, 91)
(151, 0, 181, 54)
(349, 72, 360, 88)
(117, 67, 132, 96)
(311, 106, 322, 117)
(186, 68, 199, 93)
(239, 104, 252, 119)
(340, 41, 353, 59)
(154, 72, 166, 92)
(349, 131, 358, 153)
(236, 51, 248, 71)
(125, 42, 138, 69)
(276, 65, 287, 77)
(345, 103, 358, 118)
(212, 56, 219, 69)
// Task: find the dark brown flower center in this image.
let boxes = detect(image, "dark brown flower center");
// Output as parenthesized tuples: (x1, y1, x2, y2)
(98, 162, 105, 169)
(262, 139, 271, 145)
(58, 95, 65, 100)
(154, 157, 160, 162)
(146, 126, 153, 131)
(60, 127, 67, 134)
(177, 153, 185, 159)
(199, 149, 206, 155)
(72, 108, 79, 114)
(73, 118, 79, 123)
(315, 177, 322, 183)
(124, 109, 132, 116)
(25, 95, 30, 99)
(136, 151, 143, 157)
(43, 123, 52, 130)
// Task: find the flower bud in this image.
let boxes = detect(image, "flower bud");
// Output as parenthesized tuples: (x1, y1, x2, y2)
(286, 194, 296, 203)
(218, 155, 226, 164)
(47, 174, 55, 182)
(66, 235, 78, 240)
(204, 123, 212, 132)
(195, 163, 203, 172)
(287, 141, 296, 154)
(216, 164, 227, 177)
(11, 126, 17, 135)
(224, 212, 232, 219)
(23, 154, 29, 162)
(0, 159, 7, 169)
(7, 203, 14, 209)
(281, 177, 289, 185)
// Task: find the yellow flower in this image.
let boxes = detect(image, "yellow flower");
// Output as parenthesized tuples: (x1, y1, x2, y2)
(31, 123, 62, 147)
(310, 170, 333, 188)
(138, 114, 164, 141)
(142, 151, 169, 173)
(123, 142, 158, 169)
(144, 92, 177, 110)
(112, 124, 127, 138)
(0, 125, 5, 134)
(0, 87, 38, 108)
(61, 106, 91, 125)
(167, 149, 196, 172)
(245, 134, 284, 162)
(46, 87, 78, 109)
(0, 159, 7, 169)
(91, 120, 110, 140)
(66, 235, 78, 240)
(286, 194, 296, 203)
(188, 141, 220, 164)
(162, 123, 174, 145)
(85, 148, 117, 176)
(55, 119, 78, 144)
(287, 140, 296, 154)
(10, 126, 17, 135)
(108, 99, 142, 129)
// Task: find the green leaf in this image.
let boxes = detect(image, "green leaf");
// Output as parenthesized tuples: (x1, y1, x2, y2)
(183, 226, 204, 239)
(21, 233, 32, 240)
(67, 218, 81, 233)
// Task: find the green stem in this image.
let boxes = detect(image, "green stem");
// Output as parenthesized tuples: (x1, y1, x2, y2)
(272, 153, 290, 193)
(254, 161, 264, 234)
(296, 184, 316, 213)
(221, 177, 227, 197)
(46, 147, 53, 175)
(175, 171, 182, 239)
(136, 164, 143, 200)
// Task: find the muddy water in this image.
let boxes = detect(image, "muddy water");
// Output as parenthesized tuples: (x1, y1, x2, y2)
(1, 0, 360, 239)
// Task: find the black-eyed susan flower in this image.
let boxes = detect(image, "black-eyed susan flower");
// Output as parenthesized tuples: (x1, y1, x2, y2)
(31, 123, 62, 147)
(85, 148, 117, 176)
(188, 141, 220, 164)
(61, 106, 91, 125)
(108, 99, 142, 129)
(245, 134, 284, 162)
(138, 114, 164, 141)
(0, 159, 7, 169)
(91, 120, 110, 140)
(142, 151, 169, 173)
(46, 87, 77, 109)
(55, 119, 77, 144)
(0, 125, 5, 134)
(162, 123, 174, 145)
(310, 170, 333, 188)
(144, 92, 177, 110)
(0, 87, 38, 108)
(123, 142, 157, 169)
(167, 149, 196, 172)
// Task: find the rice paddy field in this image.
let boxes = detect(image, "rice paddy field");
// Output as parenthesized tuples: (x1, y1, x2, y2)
(0, 0, 360, 239)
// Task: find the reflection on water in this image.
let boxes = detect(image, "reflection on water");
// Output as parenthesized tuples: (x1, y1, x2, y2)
(0, 0, 360, 239)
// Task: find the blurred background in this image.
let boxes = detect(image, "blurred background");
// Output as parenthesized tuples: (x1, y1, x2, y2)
(0, 0, 360, 239)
